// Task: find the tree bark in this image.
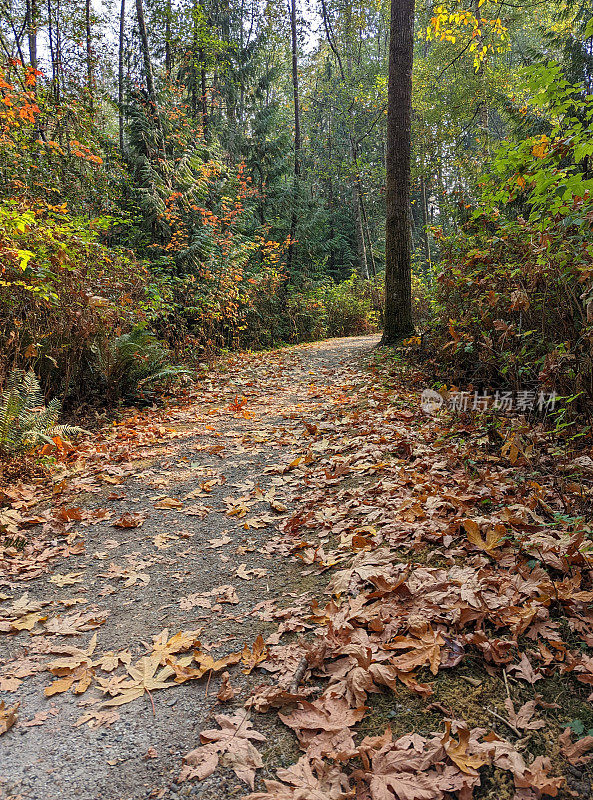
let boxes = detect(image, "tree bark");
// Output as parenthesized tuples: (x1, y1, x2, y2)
(382, 0, 415, 345)
(135, 0, 156, 102)
(27, 0, 38, 71)
(118, 0, 126, 154)
(286, 0, 301, 276)
(165, 0, 172, 74)
(85, 0, 94, 112)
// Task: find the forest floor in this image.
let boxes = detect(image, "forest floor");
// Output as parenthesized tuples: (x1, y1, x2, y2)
(1, 335, 593, 800)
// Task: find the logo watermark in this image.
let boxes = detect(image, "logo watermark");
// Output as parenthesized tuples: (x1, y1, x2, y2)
(421, 388, 557, 415)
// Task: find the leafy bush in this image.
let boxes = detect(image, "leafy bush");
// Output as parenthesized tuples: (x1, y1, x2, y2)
(285, 274, 381, 343)
(425, 62, 593, 412)
(0, 369, 84, 456)
(0, 197, 166, 401)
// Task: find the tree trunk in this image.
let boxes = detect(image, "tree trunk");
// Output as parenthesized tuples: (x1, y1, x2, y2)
(382, 0, 415, 345)
(165, 0, 172, 74)
(118, 0, 126, 154)
(85, 0, 94, 112)
(286, 0, 301, 276)
(420, 173, 432, 275)
(352, 177, 369, 280)
(27, 0, 38, 71)
(135, 0, 156, 102)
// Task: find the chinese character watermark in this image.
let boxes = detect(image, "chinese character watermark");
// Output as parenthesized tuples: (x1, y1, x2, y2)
(421, 388, 557, 415)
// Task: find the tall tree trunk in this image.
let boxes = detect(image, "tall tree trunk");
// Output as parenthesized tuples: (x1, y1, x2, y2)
(85, 0, 94, 112)
(420, 173, 432, 275)
(360, 191, 377, 279)
(382, 0, 415, 344)
(47, 0, 59, 102)
(118, 0, 126, 154)
(352, 177, 369, 279)
(135, 0, 166, 158)
(286, 0, 301, 276)
(135, 0, 156, 102)
(165, 0, 172, 74)
(27, 0, 38, 71)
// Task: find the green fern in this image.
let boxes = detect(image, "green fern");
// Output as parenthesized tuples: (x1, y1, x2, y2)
(93, 326, 190, 399)
(0, 370, 85, 456)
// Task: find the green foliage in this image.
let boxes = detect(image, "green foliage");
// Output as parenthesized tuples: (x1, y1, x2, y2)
(0, 369, 84, 456)
(92, 325, 190, 400)
(285, 274, 381, 343)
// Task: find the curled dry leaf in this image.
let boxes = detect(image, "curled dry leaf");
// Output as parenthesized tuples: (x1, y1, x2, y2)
(112, 512, 145, 528)
(217, 671, 236, 702)
(242, 634, 269, 674)
(559, 728, 593, 765)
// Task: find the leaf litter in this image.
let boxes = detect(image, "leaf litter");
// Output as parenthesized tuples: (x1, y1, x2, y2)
(1, 337, 593, 798)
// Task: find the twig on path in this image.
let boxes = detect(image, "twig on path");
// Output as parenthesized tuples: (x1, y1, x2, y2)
(503, 669, 511, 700)
(290, 656, 308, 694)
(488, 707, 521, 737)
(205, 669, 213, 698)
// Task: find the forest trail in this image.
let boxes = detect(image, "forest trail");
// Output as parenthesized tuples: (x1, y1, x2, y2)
(0, 335, 379, 800)
(1, 334, 592, 800)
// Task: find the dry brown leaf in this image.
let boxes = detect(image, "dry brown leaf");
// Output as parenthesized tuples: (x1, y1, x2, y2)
(242, 634, 269, 674)
(559, 728, 593, 765)
(112, 513, 145, 528)
(179, 709, 266, 788)
(0, 701, 19, 735)
(217, 671, 236, 702)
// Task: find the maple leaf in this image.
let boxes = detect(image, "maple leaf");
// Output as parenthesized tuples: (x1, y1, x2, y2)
(559, 728, 593, 765)
(242, 634, 269, 674)
(507, 653, 543, 684)
(327, 548, 398, 595)
(45, 611, 107, 635)
(441, 722, 490, 775)
(514, 756, 564, 797)
(74, 710, 120, 729)
(49, 571, 85, 587)
(504, 699, 545, 731)
(154, 496, 184, 509)
(279, 695, 366, 759)
(179, 709, 266, 789)
(101, 656, 175, 706)
(9, 611, 46, 631)
(0, 701, 19, 735)
(386, 625, 445, 676)
(462, 519, 506, 555)
(112, 512, 145, 528)
(148, 628, 203, 665)
(246, 755, 353, 800)
(45, 633, 99, 696)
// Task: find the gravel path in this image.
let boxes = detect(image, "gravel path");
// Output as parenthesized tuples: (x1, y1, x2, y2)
(0, 334, 379, 800)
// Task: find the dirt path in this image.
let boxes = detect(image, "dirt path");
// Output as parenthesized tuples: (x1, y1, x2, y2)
(3, 334, 593, 800)
(0, 335, 379, 800)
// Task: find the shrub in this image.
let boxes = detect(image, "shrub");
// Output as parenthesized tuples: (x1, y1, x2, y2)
(0, 198, 166, 402)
